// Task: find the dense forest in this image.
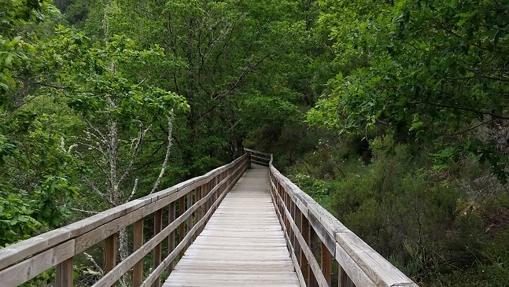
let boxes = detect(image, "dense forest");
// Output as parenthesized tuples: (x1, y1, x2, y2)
(1, 0, 508, 286)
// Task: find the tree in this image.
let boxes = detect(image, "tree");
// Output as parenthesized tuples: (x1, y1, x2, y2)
(38, 28, 188, 273)
(308, 0, 509, 179)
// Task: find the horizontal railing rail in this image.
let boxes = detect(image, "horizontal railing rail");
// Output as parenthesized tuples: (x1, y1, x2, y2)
(0, 154, 249, 287)
(244, 148, 271, 166)
(243, 148, 418, 287)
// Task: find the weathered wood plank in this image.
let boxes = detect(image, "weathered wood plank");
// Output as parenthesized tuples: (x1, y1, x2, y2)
(270, 182, 306, 287)
(269, 160, 418, 287)
(335, 242, 372, 287)
(164, 166, 299, 287)
(273, 183, 329, 287)
(153, 210, 163, 287)
(244, 148, 272, 157)
(55, 257, 73, 287)
(335, 232, 418, 287)
(338, 265, 356, 287)
(133, 219, 144, 287)
(143, 171, 239, 287)
(321, 243, 333, 286)
(0, 240, 75, 287)
(90, 164, 245, 287)
(104, 234, 117, 272)
(0, 155, 248, 274)
(167, 202, 176, 269)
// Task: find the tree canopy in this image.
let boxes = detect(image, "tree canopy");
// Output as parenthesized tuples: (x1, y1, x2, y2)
(0, 0, 508, 286)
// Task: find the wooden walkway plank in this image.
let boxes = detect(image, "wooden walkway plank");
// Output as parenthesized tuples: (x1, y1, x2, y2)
(164, 165, 300, 287)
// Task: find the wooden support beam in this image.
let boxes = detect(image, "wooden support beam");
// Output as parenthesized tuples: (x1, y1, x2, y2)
(199, 185, 206, 221)
(141, 173, 235, 287)
(309, 226, 320, 287)
(186, 191, 194, 246)
(338, 266, 355, 287)
(132, 219, 144, 287)
(188, 191, 194, 230)
(178, 196, 186, 243)
(178, 195, 186, 260)
(153, 210, 163, 287)
(104, 234, 117, 272)
(0, 154, 417, 287)
(168, 202, 176, 269)
(0, 155, 249, 287)
(301, 214, 311, 285)
(55, 257, 73, 287)
(321, 242, 333, 286)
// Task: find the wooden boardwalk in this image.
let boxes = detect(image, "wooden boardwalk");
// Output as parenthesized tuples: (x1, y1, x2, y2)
(164, 165, 300, 286)
(0, 151, 417, 287)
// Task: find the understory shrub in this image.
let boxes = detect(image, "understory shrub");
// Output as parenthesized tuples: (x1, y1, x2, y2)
(289, 136, 509, 286)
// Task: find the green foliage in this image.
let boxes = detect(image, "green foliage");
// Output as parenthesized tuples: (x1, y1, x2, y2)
(34, 175, 77, 227)
(0, 1, 507, 286)
(290, 134, 509, 285)
(308, 0, 509, 178)
(38, 27, 189, 118)
(0, 95, 83, 244)
(302, 3, 509, 283)
(0, 188, 41, 247)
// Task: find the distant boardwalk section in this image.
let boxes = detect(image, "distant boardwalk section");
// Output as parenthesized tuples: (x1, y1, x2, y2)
(164, 165, 299, 286)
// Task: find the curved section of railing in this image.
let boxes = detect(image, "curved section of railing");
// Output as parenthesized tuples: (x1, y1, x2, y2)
(244, 148, 418, 287)
(0, 154, 249, 287)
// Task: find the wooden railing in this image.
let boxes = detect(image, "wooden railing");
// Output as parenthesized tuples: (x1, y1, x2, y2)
(1, 149, 418, 287)
(245, 149, 418, 287)
(244, 148, 271, 166)
(0, 154, 249, 287)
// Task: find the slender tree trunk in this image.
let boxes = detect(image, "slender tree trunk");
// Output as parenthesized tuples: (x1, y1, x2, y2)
(106, 96, 130, 286)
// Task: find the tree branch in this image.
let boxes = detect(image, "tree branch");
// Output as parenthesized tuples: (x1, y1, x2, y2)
(411, 100, 509, 120)
(150, 112, 174, 194)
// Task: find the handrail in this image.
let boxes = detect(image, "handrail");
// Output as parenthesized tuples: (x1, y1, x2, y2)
(0, 154, 249, 287)
(1, 148, 419, 287)
(245, 148, 418, 287)
(244, 148, 271, 166)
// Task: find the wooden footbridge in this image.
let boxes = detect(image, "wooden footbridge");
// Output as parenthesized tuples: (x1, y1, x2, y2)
(0, 149, 418, 287)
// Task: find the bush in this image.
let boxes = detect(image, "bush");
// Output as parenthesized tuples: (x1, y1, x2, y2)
(289, 135, 509, 286)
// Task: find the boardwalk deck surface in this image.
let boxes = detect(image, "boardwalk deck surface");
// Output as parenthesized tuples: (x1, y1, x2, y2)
(164, 165, 300, 286)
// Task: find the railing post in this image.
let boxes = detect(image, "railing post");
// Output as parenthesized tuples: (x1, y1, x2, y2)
(55, 257, 73, 287)
(178, 195, 186, 259)
(104, 233, 118, 272)
(199, 185, 206, 221)
(338, 266, 355, 287)
(133, 219, 144, 286)
(207, 181, 212, 211)
(153, 210, 163, 287)
(178, 196, 186, 242)
(301, 214, 311, 285)
(168, 202, 176, 269)
(188, 190, 194, 230)
(321, 243, 333, 286)
(309, 226, 319, 287)
(188, 189, 197, 244)
(291, 201, 297, 249)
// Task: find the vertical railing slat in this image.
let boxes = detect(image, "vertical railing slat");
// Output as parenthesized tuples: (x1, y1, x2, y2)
(300, 213, 311, 285)
(338, 266, 355, 287)
(132, 219, 144, 287)
(55, 257, 73, 287)
(321, 242, 333, 286)
(104, 233, 118, 273)
(168, 202, 176, 269)
(152, 210, 163, 287)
